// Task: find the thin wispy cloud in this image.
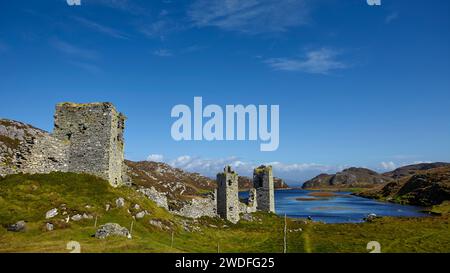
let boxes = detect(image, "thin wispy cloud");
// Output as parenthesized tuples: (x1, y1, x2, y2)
(188, 0, 310, 33)
(50, 38, 101, 74)
(385, 12, 399, 24)
(72, 16, 129, 40)
(152, 48, 173, 57)
(50, 38, 98, 60)
(90, 0, 149, 15)
(265, 48, 348, 74)
(68, 60, 102, 75)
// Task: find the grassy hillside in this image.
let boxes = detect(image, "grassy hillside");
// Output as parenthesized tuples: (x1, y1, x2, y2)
(0, 173, 449, 253)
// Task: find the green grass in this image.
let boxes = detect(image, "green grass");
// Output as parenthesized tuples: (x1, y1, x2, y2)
(0, 173, 449, 253)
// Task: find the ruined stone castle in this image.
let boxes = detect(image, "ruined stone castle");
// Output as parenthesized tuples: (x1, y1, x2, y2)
(2, 102, 126, 187)
(216, 165, 275, 223)
(1, 102, 276, 223)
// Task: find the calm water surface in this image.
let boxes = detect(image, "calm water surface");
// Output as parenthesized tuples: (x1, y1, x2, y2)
(240, 189, 428, 223)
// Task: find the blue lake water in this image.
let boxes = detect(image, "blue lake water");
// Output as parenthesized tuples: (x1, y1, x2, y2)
(239, 189, 428, 223)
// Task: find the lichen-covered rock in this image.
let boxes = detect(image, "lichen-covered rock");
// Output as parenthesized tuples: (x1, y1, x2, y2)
(45, 208, 58, 219)
(71, 214, 82, 221)
(95, 223, 131, 239)
(137, 187, 169, 210)
(7, 221, 26, 232)
(45, 223, 54, 231)
(135, 211, 147, 219)
(115, 197, 125, 208)
(82, 213, 93, 219)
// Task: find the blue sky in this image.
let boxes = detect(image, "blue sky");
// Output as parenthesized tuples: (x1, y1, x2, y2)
(0, 0, 449, 184)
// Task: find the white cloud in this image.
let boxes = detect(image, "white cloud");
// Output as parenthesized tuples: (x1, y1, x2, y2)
(72, 16, 129, 40)
(380, 161, 396, 171)
(147, 154, 164, 162)
(154, 154, 338, 183)
(188, 0, 310, 33)
(152, 49, 173, 57)
(265, 48, 348, 74)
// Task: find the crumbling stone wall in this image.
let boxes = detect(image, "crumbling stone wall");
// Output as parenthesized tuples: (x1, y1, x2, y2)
(253, 165, 275, 213)
(240, 188, 258, 214)
(53, 102, 126, 187)
(0, 119, 69, 176)
(172, 191, 217, 219)
(18, 134, 69, 174)
(217, 166, 240, 223)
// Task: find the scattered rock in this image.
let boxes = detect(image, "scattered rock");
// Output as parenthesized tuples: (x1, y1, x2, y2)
(95, 223, 131, 239)
(116, 197, 125, 208)
(364, 213, 379, 222)
(133, 204, 140, 210)
(241, 213, 254, 222)
(46, 208, 58, 219)
(135, 211, 147, 219)
(71, 214, 83, 221)
(83, 213, 93, 219)
(149, 219, 164, 229)
(46, 223, 54, 231)
(105, 204, 111, 211)
(289, 228, 302, 233)
(137, 187, 169, 210)
(7, 221, 26, 232)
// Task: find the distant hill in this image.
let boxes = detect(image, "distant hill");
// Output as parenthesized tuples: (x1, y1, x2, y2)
(302, 167, 392, 189)
(238, 176, 290, 190)
(383, 162, 450, 179)
(359, 165, 450, 206)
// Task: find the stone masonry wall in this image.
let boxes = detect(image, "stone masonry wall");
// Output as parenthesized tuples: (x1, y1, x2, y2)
(53, 102, 125, 187)
(18, 134, 69, 174)
(0, 119, 69, 176)
(253, 165, 275, 213)
(217, 166, 240, 223)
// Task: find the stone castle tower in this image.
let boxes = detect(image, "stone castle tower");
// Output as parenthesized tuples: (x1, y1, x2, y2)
(216, 166, 240, 223)
(53, 102, 126, 187)
(253, 165, 275, 213)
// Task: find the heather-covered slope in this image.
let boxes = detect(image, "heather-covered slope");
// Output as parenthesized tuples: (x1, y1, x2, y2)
(358, 166, 450, 206)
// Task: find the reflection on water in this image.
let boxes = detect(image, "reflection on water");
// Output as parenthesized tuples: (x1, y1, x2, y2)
(239, 189, 428, 223)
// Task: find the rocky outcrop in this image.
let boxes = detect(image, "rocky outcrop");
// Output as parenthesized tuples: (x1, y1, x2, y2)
(95, 223, 131, 239)
(137, 186, 169, 210)
(126, 160, 216, 210)
(384, 162, 450, 179)
(359, 166, 450, 206)
(302, 168, 393, 189)
(6, 221, 27, 232)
